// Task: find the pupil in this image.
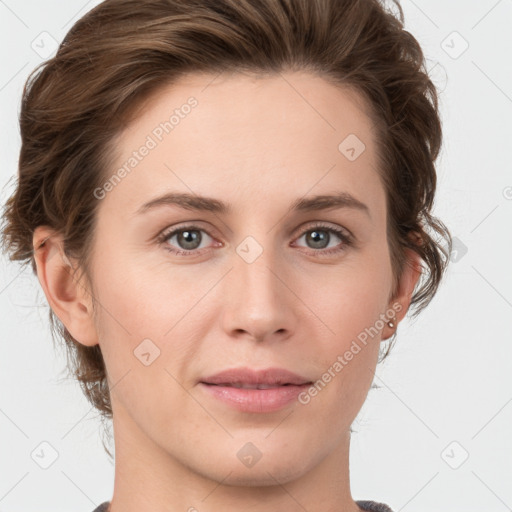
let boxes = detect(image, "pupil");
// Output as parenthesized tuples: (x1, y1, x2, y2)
(308, 230, 329, 249)
(178, 230, 201, 250)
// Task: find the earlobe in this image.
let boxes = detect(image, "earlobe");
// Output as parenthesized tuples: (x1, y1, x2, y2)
(384, 248, 423, 338)
(32, 226, 99, 347)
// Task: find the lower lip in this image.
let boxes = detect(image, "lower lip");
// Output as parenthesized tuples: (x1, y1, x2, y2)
(199, 382, 311, 413)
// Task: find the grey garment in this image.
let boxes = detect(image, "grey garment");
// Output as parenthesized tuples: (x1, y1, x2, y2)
(356, 500, 394, 512)
(92, 500, 393, 512)
(92, 503, 109, 512)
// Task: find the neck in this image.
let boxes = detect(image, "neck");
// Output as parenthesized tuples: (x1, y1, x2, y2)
(107, 405, 362, 512)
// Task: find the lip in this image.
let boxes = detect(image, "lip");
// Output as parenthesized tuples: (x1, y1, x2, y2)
(199, 383, 312, 413)
(199, 367, 313, 413)
(200, 367, 312, 386)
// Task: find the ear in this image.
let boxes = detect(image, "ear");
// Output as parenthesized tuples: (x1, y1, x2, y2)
(382, 246, 423, 339)
(32, 226, 99, 346)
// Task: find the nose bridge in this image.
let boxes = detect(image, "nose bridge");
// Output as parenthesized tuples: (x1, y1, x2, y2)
(222, 233, 295, 340)
(236, 234, 283, 306)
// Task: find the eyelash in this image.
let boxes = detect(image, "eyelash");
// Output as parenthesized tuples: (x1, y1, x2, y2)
(156, 222, 354, 258)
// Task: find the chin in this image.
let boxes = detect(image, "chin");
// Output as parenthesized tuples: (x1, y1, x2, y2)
(188, 444, 314, 487)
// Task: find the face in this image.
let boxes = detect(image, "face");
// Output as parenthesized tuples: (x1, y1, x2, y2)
(42, 71, 416, 488)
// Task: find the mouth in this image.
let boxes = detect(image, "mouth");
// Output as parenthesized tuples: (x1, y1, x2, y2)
(200, 366, 312, 387)
(201, 382, 312, 389)
(198, 367, 314, 413)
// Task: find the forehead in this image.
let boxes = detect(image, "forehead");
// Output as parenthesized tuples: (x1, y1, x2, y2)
(123, 70, 379, 153)
(102, 70, 386, 219)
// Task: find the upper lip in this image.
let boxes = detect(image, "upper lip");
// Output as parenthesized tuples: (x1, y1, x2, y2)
(200, 367, 312, 386)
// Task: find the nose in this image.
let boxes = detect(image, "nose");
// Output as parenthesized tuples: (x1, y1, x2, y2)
(220, 239, 298, 344)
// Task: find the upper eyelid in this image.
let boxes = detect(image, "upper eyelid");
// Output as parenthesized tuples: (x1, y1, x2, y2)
(293, 221, 353, 241)
(159, 222, 216, 240)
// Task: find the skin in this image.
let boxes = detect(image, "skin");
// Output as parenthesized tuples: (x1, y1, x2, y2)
(33, 71, 421, 512)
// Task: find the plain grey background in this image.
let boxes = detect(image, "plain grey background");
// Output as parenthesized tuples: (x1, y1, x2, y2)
(1, 1, 511, 511)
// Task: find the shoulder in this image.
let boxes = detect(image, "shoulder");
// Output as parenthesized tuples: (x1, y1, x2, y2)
(356, 500, 395, 512)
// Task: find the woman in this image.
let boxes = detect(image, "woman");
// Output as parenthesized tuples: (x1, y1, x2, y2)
(1, 0, 452, 510)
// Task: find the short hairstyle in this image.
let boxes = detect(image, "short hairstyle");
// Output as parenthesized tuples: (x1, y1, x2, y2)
(1, 0, 452, 441)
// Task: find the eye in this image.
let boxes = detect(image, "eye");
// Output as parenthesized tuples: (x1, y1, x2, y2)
(293, 223, 353, 256)
(157, 224, 218, 256)
(156, 222, 354, 258)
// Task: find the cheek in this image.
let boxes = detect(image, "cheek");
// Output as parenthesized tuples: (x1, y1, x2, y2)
(91, 249, 183, 333)
(90, 251, 209, 382)
(301, 258, 391, 336)
(297, 272, 385, 427)
(293, 252, 391, 397)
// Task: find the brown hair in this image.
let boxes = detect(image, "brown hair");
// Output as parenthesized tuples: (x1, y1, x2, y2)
(1, 0, 452, 451)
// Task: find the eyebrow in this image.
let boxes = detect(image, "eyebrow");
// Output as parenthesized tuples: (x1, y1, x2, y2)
(135, 191, 371, 218)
